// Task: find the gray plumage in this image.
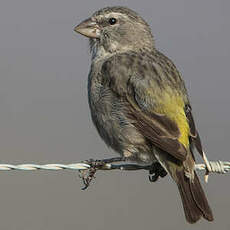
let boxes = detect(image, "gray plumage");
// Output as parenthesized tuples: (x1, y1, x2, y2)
(74, 6, 213, 223)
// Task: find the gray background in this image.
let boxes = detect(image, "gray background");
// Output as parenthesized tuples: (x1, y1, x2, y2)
(0, 0, 229, 229)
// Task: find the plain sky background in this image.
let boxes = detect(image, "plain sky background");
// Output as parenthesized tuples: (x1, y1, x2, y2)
(0, 0, 229, 229)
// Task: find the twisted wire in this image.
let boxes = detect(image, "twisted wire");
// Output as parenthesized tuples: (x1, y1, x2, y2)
(195, 161, 230, 174)
(0, 163, 90, 171)
(0, 161, 229, 174)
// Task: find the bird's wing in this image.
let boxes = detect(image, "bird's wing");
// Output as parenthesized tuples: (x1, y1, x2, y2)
(102, 52, 190, 162)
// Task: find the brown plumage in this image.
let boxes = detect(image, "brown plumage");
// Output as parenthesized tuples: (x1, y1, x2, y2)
(74, 6, 214, 223)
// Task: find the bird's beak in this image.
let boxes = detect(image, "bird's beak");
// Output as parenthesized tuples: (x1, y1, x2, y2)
(74, 18, 100, 38)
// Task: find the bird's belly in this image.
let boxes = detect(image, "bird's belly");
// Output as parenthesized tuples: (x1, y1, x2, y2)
(89, 87, 155, 163)
(89, 88, 128, 153)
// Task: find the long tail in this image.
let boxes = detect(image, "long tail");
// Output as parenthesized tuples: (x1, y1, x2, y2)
(176, 170, 214, 223)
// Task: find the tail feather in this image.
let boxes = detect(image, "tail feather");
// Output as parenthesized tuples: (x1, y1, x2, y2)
(176, 170, 214, 223)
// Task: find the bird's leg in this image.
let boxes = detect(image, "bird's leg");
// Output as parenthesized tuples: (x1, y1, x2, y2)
(148, 162, 167, 182)
(83, 157, 125, 168)
(96, 157, 126, 164)
(79, 157, 167, 189)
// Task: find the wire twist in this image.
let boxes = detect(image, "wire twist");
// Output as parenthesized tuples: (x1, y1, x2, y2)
(0, 161, 229, 173)
(195, 160, 230, 174)
(0, 163, 90, 171)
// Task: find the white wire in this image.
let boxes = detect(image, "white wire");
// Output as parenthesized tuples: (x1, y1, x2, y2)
(0, 161, 229, 174)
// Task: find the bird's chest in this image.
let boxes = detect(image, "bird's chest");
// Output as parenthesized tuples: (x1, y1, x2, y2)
(88, 62, 114, 116)
(87, 62, 126, 151)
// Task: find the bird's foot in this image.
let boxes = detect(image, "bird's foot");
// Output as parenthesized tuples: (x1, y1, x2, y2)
(78, 159, 97, 190)
(148, 162, 167, 182)
(79, 157, 125, 190)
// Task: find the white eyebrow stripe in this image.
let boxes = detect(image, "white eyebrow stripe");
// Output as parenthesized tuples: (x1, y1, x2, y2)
(104, 12, 126, 18)
(95, 12, 128, 20)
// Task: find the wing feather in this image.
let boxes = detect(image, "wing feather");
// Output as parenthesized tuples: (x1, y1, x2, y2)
(102, 52, 189, 162)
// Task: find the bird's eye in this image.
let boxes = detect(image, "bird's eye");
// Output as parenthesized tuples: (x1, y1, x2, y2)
(109, 18, 117, 25)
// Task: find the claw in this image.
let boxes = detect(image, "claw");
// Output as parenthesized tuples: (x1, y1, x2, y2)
(79, 159, 102, 190)
(149, 174, 159, 182)
(79, 166, 97, 190)
(159, 167, 167, 178)
(79, 157, 125, 189)
(148, 162, 167, 182)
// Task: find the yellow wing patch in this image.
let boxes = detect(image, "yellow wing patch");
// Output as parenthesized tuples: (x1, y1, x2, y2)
(155, 91, 190, 148)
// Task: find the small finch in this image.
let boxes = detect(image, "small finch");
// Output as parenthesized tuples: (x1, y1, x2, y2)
(74, 6, 214, 223)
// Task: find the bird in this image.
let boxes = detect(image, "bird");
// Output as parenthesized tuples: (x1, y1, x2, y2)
(74, 6, 214, 223)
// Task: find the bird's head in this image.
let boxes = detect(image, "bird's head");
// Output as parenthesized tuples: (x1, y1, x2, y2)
(74, 7, 155, 59)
